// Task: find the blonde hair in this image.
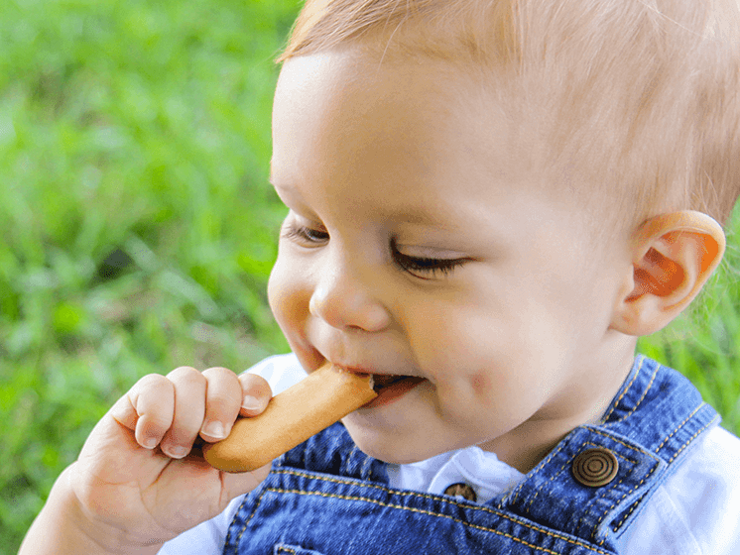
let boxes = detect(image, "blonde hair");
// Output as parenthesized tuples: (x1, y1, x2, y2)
(279, 0, 740, 230)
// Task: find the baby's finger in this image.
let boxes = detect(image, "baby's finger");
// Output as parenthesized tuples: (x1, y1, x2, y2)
(159, 367, 206, 459)
(238, 373, 273, 417)
(199, 367, 242, 442)
(111, 373, 175, 450)
(109, 393, 140, 432)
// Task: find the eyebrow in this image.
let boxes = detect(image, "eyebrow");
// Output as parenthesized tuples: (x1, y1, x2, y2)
(389, 209, 457, 230)
(270, 179, 460, 231)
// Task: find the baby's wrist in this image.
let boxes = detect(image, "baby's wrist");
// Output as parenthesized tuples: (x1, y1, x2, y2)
(21, 465, 162, 555)
(64, 465, 166, 555)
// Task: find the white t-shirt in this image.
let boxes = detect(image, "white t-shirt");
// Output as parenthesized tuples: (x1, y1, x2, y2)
(159, 354, 740, 555)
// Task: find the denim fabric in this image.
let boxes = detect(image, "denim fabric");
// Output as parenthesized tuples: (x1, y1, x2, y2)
(223, 356, 719, 555)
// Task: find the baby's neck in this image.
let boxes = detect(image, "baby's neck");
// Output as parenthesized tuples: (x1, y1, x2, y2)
(480, 342, 637, 474)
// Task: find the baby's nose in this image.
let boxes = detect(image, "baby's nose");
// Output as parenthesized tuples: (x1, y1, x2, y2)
(308, 264, 390, 332)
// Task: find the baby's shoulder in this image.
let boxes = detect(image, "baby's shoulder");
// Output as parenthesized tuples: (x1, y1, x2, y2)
(672, 425, 740, 509)
(621, 425, 740, 555)
(685, 424, 740, 477)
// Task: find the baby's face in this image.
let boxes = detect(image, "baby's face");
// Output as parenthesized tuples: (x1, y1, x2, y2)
(268, 48, 636, 468)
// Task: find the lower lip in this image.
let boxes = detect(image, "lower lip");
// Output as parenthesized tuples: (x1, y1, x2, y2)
(362, 377, 427, 409)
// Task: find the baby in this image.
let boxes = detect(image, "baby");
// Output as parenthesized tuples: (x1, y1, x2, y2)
(20, 0, 740, 553)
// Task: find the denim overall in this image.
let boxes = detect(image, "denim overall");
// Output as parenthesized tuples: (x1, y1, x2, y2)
(222, 356, 719, 554)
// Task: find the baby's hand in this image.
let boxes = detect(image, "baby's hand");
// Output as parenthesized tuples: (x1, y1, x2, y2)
(22, 367, 274, 555)
(107, 366, 271, 458)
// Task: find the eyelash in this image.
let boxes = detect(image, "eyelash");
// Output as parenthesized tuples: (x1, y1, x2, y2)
(390, 239, 466, 278)
(281, 222, 467, 279)
(281, 222, 329, 244)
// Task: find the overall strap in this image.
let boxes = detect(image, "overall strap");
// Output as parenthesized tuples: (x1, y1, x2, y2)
(501, 355, 720, 550)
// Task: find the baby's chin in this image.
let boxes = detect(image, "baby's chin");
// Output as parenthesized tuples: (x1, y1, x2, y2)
(342, 421, 455, 465)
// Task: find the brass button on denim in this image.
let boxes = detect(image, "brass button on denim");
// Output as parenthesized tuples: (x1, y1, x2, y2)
(443, 482, 478, 502)
(572, 448, 619, 487)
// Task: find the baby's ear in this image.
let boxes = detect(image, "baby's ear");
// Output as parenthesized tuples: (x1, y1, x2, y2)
(610, 211, 725, 336)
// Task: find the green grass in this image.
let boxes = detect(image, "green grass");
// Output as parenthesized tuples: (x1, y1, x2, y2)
(0, 1, 299, 551)
(0, 1, 738, 553)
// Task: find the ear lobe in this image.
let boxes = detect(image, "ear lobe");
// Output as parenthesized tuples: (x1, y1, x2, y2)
(612, 211, 726, 336)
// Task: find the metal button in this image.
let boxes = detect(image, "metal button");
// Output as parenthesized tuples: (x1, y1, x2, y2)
(443, 482, 478, 502)
(572, 448, 619, 487)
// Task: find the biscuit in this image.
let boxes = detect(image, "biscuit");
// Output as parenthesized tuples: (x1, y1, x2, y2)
(203, 362, 377, 472)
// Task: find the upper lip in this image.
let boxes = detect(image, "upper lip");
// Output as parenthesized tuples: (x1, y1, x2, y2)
(331, 362, 417, 379)
(332, 363, 379, 376)
(316, 349, 418, 377)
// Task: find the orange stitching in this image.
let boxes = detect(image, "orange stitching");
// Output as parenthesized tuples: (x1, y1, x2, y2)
(585, 428, 658, 458)
(590, 472, 631, 544)
(594, 459, 660, 546)
(610, 359, 658, 425)
(527, 441, 639, 515)
(268, 429, 657, 552)
(601, 356, 644, 422)
(272, 468, 608, 551)
(510, 440, 569, 507)
(223, 494, 249, 549)
(667, 415, 718, 464)
(266, 487, 613, 555)
(571, 444, 638, 535)
(610, 414, 719, 533)
(232, 493, 266, 550)
(525, 458, 571, 513)
(562, 431, 661, 546)
(654, 404, 704, 454)
(612, 497, 643, 532)
(273, 468, 416, 496)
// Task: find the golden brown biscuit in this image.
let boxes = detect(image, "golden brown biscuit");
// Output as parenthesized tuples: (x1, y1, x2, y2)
(203, 362, 377, 472)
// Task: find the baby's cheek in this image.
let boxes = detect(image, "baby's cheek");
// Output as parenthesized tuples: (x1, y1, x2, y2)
(267, 257, 302, 322)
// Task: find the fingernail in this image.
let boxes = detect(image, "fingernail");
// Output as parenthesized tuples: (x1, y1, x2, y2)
(164, 445, 189, 459)
(201, 420, 225, 439)
(142, 437, 158, 450)
(242, 395, 261, 411)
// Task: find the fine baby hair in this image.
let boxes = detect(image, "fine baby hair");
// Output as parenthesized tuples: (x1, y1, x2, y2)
(282, 0, 740, 235)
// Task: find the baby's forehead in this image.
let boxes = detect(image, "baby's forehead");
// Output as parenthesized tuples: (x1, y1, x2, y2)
(274, 50, 621, 245)
(280, 0, 740, 229)
(276, 47, 633, 243)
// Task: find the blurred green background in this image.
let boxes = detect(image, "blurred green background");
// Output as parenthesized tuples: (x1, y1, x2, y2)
(0, 0, 738, 552)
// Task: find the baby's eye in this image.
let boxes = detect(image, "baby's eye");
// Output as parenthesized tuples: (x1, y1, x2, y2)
(395, 254, 466, 279)
(281, 221, 329, 245)
(391, 239, 469, 280)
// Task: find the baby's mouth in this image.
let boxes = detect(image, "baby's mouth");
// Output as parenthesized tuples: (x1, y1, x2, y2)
(372, 374, 403, 390)
(360, 373, 427, 409)
(372, 374, 424, 391)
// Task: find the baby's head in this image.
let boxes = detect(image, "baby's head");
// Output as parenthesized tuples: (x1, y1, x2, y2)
(281, 0, 740, 233)
(266, 0, 739, 469)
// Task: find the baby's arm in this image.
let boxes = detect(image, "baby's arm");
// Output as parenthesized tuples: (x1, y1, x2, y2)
(19, 366, 274, 555)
